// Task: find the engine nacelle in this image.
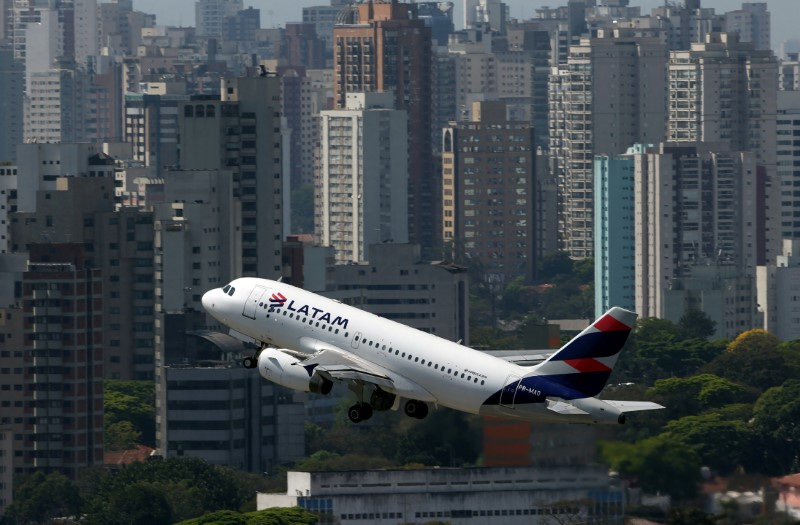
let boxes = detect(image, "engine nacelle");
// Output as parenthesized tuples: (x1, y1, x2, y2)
(258, 348, 332, 394)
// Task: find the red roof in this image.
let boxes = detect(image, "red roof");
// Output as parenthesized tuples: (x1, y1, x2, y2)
(773, 473, 800, 488)
(104, 445, 156, 467)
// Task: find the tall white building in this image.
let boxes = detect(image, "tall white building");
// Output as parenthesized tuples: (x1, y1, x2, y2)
(24, 64, 90, 144)
(757, 239, 800, 341)
(317, 92, 408, 264)
(549, 30, 667, 258)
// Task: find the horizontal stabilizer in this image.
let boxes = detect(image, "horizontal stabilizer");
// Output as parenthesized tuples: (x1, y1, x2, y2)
(603, 400, 664, 413)
(546, 400, 589, 415)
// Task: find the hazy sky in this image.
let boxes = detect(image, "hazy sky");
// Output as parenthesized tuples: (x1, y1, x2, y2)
(132, 0, 797, 51)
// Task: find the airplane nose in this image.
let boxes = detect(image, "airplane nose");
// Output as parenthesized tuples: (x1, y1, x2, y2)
(201, 289, 214, 313)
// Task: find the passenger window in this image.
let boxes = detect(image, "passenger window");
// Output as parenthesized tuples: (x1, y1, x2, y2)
(355, 336, 360, 341)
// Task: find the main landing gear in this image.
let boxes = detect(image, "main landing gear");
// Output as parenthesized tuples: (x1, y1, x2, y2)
(347, 402, 373, 423)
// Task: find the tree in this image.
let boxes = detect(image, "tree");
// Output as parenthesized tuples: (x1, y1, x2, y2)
(83, 457, 253, 524)
(3, 471, 81, 524)
(599, 436, 701, 501)
(174, 507, 318, 525)
(290, 184, 314, 234)
(105, 420, 143, 451)
(97, 482, 173, 525)
(104, 380, 156, 447)
(662, 413, 757, 474)
(727, 329, 780, 354)
(751, 380, 800, 474)
(702, 346, 794, 392)
(678, 309, 717, 340)
(647, 374, 757, 420)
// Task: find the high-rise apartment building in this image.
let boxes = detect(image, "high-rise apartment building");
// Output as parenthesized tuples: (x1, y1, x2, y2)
(0, 166, 16, 255)
(442, 100, 536, 283)
(776, 91, 800, 241)
(24, 62, 91, 144)
(317, 92, 408, 264)
(549, 30, 667, 258)
(724, 2, 770, 51)
(125, 83, 188, 177)
(333, 1, 435, 253)
(667, 32, 777, 259)
(624, 144, 761, 338)
(179, 76, 285, 278)
(594, 147, 640, 318)
(302, 1, 350, 57)
(11, 174, 157, 381)
(0, 44, 23, 164)
(195, 0, 242, 38)
(20, 244, 104, 479)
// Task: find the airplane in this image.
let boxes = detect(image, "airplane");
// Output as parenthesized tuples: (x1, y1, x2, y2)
(202, 277, 663, 424)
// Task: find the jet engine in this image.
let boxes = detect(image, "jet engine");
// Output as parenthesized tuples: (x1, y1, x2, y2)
(257, 348, 332, 395)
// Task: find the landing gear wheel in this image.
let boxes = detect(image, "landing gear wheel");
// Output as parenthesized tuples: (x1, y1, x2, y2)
(347, 403, 373, 423)
(242, 356, 258, 369)
(404, 400, 429, 419)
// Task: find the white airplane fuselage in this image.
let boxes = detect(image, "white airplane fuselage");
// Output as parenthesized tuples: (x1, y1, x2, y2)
(202, 277, 644, 424)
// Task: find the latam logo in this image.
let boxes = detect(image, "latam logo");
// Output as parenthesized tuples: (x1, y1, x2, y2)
(269, 293, 287, 308)
(268, 297, 349, 329)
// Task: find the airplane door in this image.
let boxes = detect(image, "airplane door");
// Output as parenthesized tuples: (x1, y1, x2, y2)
(351, 332, 362, 349)
(500, 375, 521, 409)
(242, 285, 269, 319)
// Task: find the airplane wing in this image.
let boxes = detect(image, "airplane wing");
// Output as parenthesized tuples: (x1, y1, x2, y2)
(297, 347, 437, 402)
(546, 399, 589, 415)
(602, 400, 665, 412)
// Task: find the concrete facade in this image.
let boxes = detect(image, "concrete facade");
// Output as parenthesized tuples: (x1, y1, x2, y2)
(776, 91, 800, 241)
(259, 466, 624, 525)
(323, 243, 469, 344)
(549, 30, 667, 259)
(631, 144, 760, 338)
(157, 359, 305, 473)
(124, 84, 187, 177)
(179, 75, 285, 278)
(442, 100, 537, 283)
(757, 239, 800, 340)
(317, 92, 408, 265)
(333, 2, 434, 253)
(667, 32, 778, 259)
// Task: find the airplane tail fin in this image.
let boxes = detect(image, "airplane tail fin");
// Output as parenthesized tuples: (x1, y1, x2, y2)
(527, 307, 637, 399)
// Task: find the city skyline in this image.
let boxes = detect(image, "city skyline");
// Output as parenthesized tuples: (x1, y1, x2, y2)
(132, 0, 797, 49)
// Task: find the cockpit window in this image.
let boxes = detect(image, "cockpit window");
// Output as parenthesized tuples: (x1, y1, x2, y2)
(223, 285, 231, 293)
(228, 287, 235, 296)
